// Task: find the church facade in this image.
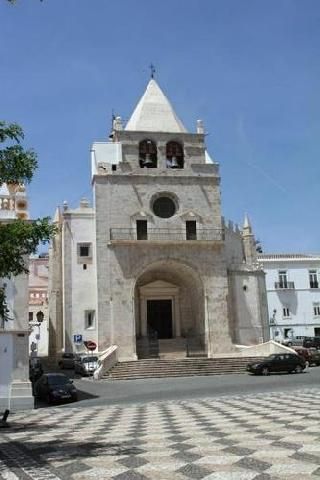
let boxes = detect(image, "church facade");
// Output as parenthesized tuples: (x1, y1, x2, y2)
(49, 79, 269, 361)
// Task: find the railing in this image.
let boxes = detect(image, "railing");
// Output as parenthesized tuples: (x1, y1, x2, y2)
(110, 228, 223, 242)
(136, 329, 159, 359)
(186, 334, 207, 358)
(274, 281, 295, 290)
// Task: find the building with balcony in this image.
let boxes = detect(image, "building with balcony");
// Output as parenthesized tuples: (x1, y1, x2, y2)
(49, 78, 269, 361)
(258, 253, 320, 341)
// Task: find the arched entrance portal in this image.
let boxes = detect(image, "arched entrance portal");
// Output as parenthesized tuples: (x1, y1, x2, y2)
(134, 261, 205, 358)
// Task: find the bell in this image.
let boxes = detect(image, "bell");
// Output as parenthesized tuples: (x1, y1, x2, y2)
(142, 154, 154, 167)
(170, 156, 179, 168)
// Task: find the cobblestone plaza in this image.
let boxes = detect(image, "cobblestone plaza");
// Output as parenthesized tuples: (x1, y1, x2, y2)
(1, 388, 320, 479)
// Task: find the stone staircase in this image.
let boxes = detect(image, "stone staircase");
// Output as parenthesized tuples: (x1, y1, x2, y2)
(158, 338, 187, 359)
(103, 356, 263, 381)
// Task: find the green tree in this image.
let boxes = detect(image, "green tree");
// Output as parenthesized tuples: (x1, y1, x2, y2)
(0, 121, 56, 328)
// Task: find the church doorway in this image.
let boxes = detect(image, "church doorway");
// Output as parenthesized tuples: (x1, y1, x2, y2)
(147, 299, 172, 339)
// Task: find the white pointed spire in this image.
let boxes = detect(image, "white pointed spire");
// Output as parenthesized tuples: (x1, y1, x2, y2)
(125, 79, 187, 133)
(243, 214, 252, 233)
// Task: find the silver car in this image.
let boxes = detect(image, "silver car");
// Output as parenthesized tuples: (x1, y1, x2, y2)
(74, 355, 99, 376)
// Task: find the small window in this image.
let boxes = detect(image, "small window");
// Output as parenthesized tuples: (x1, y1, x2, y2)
(309, 270, 319, 289)
(80, 245, 90, 257)
(186, 221, 197, 240)
(36, 311, 44, 322)
(313, 303, 320, 316)
(77, 243, 92, 263)
(283, 307, 290, 318)
(83, 264, 87, 270)
(136, 220, 148, 240)
(85, 310, 95, 329)
(278, 270, 288, 289)
(29, 312, 34, 322)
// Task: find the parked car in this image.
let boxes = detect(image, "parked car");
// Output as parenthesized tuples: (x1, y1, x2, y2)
(282, 338, 304, 347)
(34, 373, 78, 404)
(291, 346, 311, 365)
(247, 353, 306, 375)
(29, 357, 43, 383)
(303, 337, 320, 349)
(58, 353, 78, 369)
(308, 348, 320, 366)
(74, 355, 99, 376)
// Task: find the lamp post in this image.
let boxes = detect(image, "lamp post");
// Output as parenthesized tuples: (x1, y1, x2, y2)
(29, 311, 44, 356)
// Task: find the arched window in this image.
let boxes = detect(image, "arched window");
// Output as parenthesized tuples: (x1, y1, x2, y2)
(166, 141, 184, 169)
(139, 139, 157, 168)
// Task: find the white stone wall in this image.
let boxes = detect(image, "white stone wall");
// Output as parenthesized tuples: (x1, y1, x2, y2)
(62, 209, 98, 353)
(228, 269, 269, 345)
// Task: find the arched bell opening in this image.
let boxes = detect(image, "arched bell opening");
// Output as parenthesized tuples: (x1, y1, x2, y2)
(166, 141, 184, 169)
(139, 139, 157, 168)
(134, 260, 205, 357)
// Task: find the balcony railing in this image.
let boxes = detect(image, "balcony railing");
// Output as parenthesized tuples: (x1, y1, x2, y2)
(110, 228, 223, 242)
(274, 281, 295, 290)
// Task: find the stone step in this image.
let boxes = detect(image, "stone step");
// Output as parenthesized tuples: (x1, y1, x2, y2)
(104, 356, 263, 380)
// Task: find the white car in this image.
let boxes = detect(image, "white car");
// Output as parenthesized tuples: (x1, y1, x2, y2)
(74, 355, 99, 376)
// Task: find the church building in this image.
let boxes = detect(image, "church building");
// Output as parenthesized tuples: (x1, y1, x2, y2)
(49, 78, 269, 361)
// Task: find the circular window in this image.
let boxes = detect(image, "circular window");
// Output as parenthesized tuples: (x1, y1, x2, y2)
(152, 196, 176, 218)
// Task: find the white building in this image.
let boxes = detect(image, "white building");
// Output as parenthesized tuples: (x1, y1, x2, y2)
(258, 254, 320, 341)
(49, 78, 269, 363)
(0, 183, 33, 410)
(28, 255, 49, 357)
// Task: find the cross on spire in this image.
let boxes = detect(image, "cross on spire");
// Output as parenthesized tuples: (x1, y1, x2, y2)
(149, 63, 156, 79)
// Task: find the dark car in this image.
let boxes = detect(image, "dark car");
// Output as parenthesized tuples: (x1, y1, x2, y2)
(303, 337, 320, 349)
(247, 353, 306, 376)
(58, 353, 77, 369)
(29, 357, 43, 383)
(308, 348, 320, 366)
(34, 373, 78, 404)
(74, 355, 99, 376)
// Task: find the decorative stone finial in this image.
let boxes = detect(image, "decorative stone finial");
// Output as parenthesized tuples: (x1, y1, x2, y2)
(197, 120, 204, 134)
(63, 200, 68, 211)
(80, 197, 90, 208)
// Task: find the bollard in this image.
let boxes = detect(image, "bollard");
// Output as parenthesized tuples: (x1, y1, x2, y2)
(0, 409, 10, 428)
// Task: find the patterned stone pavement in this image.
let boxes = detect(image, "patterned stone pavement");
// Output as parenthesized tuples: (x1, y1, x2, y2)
(1, 388, 320, 480)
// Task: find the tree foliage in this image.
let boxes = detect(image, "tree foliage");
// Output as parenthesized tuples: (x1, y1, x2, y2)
(0, 121, 57, 326)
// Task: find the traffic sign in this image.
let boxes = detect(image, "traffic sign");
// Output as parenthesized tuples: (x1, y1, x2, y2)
(84, 340, 97, 351)
(73, 334, 82, 344)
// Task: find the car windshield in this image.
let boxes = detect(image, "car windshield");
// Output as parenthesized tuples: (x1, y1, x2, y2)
(82, 356, 98, 363)
(48, 375, 70, 385)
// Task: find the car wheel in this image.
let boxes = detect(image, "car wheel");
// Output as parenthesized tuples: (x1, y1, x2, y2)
(295, 365, 303, 373)
(262, 367, 269, 376)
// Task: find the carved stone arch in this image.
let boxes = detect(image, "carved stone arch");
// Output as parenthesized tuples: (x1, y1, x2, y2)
(177, 210, 203, 224)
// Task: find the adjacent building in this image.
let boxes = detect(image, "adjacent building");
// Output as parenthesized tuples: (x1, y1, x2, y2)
(258, 254, 320, 341)
(0, 182, 33, 410)
(49, 78, 269, 362)
(28, 255, 49, 357)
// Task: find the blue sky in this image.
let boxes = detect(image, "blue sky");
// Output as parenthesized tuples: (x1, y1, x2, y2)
(1, 0, 320, 253)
